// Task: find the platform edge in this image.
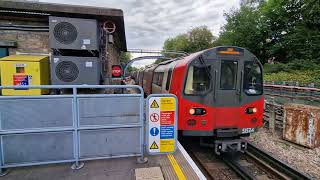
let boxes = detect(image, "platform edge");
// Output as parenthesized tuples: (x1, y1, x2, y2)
(177, 141, 207, 180)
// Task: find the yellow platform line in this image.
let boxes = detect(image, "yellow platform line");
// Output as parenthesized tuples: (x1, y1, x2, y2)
(167, 154, 186, 180)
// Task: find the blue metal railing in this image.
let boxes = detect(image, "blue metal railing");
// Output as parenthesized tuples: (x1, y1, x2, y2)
(0, 85, 145, 174)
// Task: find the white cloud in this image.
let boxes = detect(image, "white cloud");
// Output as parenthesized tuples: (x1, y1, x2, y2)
(40, 0, 240, 49)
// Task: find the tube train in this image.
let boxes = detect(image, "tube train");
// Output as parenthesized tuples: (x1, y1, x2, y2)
(132, 46, 264, 154)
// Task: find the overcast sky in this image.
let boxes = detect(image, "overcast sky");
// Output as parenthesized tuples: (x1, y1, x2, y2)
(40, 0, 240, 50)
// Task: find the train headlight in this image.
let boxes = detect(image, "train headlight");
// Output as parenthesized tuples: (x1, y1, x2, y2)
(246, 107, 257, 114)
(189, 108, 195, 115)
(189, 108, 206, 115)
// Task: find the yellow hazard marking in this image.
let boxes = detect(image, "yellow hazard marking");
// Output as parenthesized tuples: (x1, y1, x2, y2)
(160, 97, 175, 111)
(167, 154, 186, 180)
(160, 139, 175, 152)
(150, 141, 159, 149)
(150, 99, 159, 108)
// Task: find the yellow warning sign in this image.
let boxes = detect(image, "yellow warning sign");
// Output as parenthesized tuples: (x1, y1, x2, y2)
(160, 139, 175, 152)
(160, 97, 175, 111)
(150, 141, 159, 149)
(150, 100, 159, 108)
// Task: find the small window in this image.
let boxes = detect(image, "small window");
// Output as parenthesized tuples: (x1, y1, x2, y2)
(158, 72, 164, 86)
(184, 65, 211, 94)
(0, 48, 8, 58)
(243, 61, 263, 95)
(166, 69, 172, 90)
(152, 73, 158, 84)
(16, 67, 25, 73)
(220, 61, 238, 90)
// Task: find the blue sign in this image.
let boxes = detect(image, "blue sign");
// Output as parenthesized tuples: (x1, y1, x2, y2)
(150, 127, 159, 136)
(160, 126, 174, 139)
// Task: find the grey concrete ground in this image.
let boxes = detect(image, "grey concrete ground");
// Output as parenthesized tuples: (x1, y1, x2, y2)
(2, 156, 162, 180)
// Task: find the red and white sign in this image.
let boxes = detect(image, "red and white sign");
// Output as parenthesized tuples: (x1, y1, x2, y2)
(160, 111, 175, 125)
(150, 113, 159, 122)
(112, 65, 122, 78)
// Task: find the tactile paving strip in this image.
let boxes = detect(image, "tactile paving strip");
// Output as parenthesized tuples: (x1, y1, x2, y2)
(135, 167, 164, 180)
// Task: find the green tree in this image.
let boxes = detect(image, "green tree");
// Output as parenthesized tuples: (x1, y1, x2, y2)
(163, 34, 189, 53)
(218, 0, 320, 67)
(217, 5, 267, 63)
(119, 51, 132, 65)
(163, 26, 217, 54)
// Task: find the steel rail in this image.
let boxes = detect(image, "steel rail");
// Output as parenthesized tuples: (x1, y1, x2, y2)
(181, 138, 312, 180)
(220, 156, 255, 180)
(179, 139, 220, 180)
(246, 142, 312, 180)
(183, 147, 215, 180)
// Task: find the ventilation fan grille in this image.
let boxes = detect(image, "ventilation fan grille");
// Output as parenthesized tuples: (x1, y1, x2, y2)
(53, 22, 78, 45)
(55, 61, 79, 82)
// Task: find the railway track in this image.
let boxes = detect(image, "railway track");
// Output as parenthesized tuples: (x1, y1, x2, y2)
(180, 138, 312, 180)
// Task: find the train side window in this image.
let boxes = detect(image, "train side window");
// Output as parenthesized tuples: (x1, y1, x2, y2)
(220, 61, 238, 90)
(243, 61, 263, 95)
(166, 68, 172, 91)
(184, 65, 211, 95)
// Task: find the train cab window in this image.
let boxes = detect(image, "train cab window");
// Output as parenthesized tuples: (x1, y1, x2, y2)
(158, 72, 164, 86)
(152, 73, 159, 84)
(166, 69, 172, 91)
(166, 68, 172, 91)
(243, 61, 263, 95)
(220, 61, 238, 90)
(153, 72, 164, 86)
(184, 65, 211, 95)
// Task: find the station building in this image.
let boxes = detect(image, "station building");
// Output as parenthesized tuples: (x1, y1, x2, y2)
(0, 0, 127, 86)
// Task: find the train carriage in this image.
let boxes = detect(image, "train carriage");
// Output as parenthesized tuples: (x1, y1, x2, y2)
(137, 46, 264, 154)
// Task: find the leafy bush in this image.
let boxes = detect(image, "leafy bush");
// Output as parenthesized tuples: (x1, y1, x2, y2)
(264, 59, 320, 74)
(264, 70, 320, 85)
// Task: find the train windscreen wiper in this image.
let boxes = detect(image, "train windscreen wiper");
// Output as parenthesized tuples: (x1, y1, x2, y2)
(199, 55, 212, 80)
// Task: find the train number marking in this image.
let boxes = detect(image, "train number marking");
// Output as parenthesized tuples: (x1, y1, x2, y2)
(242, 128, 255, 134)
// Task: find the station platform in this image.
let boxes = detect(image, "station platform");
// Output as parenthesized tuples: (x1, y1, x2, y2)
(1, 142, 206, 180)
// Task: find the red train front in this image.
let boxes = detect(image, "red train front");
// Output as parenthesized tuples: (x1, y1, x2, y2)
(135, 46, 264, 154)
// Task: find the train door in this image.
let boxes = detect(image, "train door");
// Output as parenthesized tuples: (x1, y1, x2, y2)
(214, 57, 243, 128)
(216, 59, 242, 105)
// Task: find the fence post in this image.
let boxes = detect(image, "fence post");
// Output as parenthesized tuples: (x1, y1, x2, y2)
(71, 87, 84, 170)
(269, 98, 276, 133)
(0, 147, 9, 176)
(137, 86, 148, 164)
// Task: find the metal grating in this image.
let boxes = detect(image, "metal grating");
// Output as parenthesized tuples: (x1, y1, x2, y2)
(55, 61, 79, 82)
(53, 22, 78, 44)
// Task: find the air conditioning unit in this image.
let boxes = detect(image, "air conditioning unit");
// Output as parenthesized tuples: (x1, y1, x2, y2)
(51, 56, 101, 85)
(49, 16, 99, 50)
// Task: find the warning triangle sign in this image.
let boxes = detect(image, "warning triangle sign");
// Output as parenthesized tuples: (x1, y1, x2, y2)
(150, 100, 159, 108)
(150, 141, 159, 149)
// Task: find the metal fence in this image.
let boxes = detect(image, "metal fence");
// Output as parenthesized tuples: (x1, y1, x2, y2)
(0, 85, 145, 174)
(264, 81, 320, 88)
(264, 84, 320, 101)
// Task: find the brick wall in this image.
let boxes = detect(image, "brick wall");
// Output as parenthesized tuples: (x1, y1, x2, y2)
(0, 30, 50, 55)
